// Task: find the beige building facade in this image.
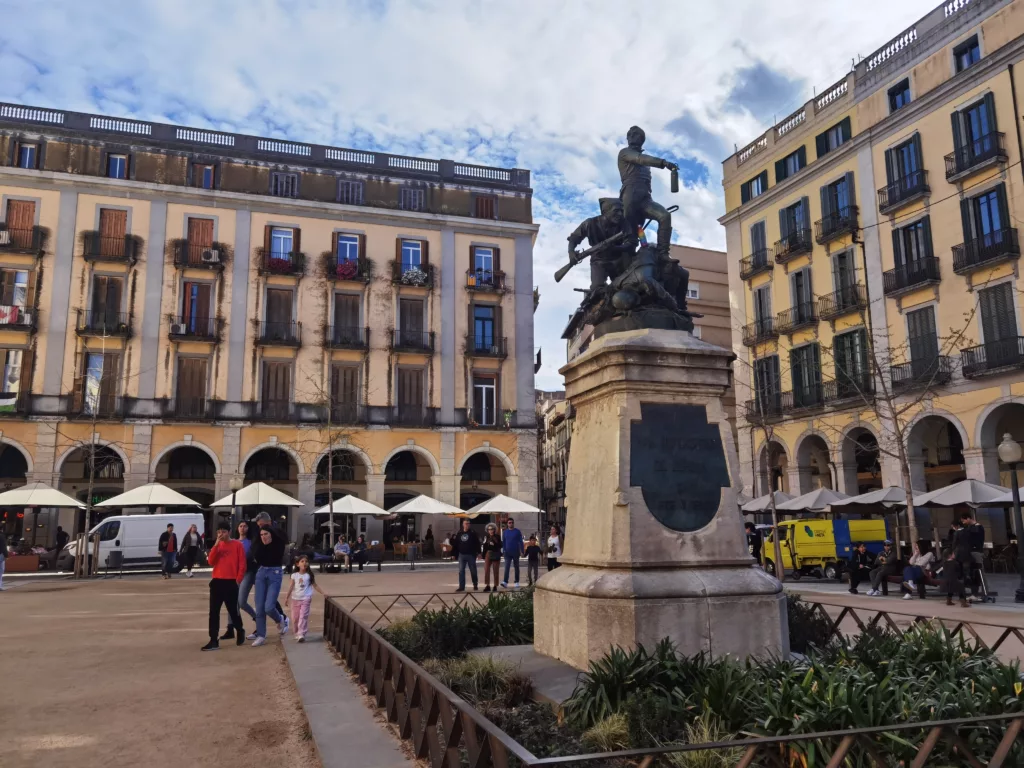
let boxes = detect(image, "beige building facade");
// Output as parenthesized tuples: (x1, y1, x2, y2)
(0, 102, 538, 547)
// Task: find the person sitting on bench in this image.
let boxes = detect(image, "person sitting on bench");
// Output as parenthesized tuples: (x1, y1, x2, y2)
(848, 542, 876, 595)
(351, 535, 368, 572)
(900, 542, 935, 600)
(333, 536, 351, 570)
(867, 540, 900, 596)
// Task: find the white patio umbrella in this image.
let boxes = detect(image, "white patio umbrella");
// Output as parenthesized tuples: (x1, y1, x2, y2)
(912, 479, 1012, 509)
(387, 494, 463, 515)
(210, 482, 302, 508)
(741, 491, 794, 513)
(315, 495, 388, 517)
(0, 482, 84, 508)
(829, 486, 909, 512)
(777, 487, 851, 514)
(96, 483, 201, 508)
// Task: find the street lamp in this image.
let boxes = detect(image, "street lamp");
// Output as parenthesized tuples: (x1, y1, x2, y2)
(996, 433, 1024, 602)
(229, 476, 243, 530)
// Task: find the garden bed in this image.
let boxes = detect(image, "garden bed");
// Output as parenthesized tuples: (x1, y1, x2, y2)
(324, 592, 1024, 766)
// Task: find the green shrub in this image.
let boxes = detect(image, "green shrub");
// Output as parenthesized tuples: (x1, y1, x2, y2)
(786, 594, 834, 653)
(666, 714, 743, 768)
(422, 655, 533, 708)
(581, 713, 630, 752)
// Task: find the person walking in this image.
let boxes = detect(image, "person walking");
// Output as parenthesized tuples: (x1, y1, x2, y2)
(202, 523, 247, 651)
(525, 535, 541, 586)
(179, 523, 204, 578)
(285, 555, 325, 643)
(232, 521, 258, 638)
(452, 518, 481, 592)
(158, 524, 178, 579)
(546, 525, 563, 571)
(481, 523, 502, 592)
(251, 511, 288, 647)
(500, 517, 525, 589)
(53, 525, 69, 569)
(847, 542, 875, 594)
(424, 525, 435, 557)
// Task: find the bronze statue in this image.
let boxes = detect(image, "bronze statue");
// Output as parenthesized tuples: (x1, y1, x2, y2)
(559, 126, 695, 340)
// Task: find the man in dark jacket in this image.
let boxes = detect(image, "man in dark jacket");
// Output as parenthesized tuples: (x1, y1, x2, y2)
(956, 513, 986, 598)
(745, 522, 762, 564)
(0, 528, 8, 590)
(848, 542, 876, 594)
(157, 524, 177, 579)
(452, 519, 481, 593)
(868, 540, 901, 596)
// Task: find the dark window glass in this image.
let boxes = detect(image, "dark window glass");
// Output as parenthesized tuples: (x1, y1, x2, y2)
(17, 144, 37, 169)
(888, 79, 911, 112)
(107, 155, 127, 179)
(954, 36, 981, 73)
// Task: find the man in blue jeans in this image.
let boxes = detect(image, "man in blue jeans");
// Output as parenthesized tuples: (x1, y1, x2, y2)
(452, 518, 481, 592)
(157, 523, 177, 579)
(250, 512, 288, 646)
(500, 518, 525, 589)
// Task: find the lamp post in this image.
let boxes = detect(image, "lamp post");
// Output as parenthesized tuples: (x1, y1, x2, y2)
(229, 476, 243, 530)
(996, 433, 1024, 602)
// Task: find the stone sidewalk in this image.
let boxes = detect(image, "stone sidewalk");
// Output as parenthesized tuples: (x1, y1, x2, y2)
(283, 632, 410, 768)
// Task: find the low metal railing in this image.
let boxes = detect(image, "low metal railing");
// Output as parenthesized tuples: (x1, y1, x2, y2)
(945, 131, 1008, 179)
(953, 228, 1021, 274)
(323, 596, 1024, 767)
(739, 249, 772, 280)
(774, 228, 813, 264)
(882, 256, 940, 296)
(814, 205, 859, 244)
(878, 169, 930, 212)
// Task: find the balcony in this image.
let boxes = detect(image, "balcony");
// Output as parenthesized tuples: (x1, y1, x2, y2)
(73, 396, 124, 420)
(257, 249, 306, 277)
(466, 269, 507, 292)
(815, 206, 859, 244)
(878, 170, 930, 213)
(775, 303, 817, 335)
(745, 396, 785, 424)
(76, 310, 132, 338)
(390, 329, 435, 353)
(0, 224, 47, 256)
(791, 385, 825, 412)
(256, 399, 295, 422)
(168, 315, 221, 342)
(0, 390, 29, 418)
(256, 320, 301, 346)
(167, 397, 214, 421)
(891, 356, 955, 395)
(81, 233, 141, 265)
(961, 337, 1024, 378)
(740, 249, 772, 280)
(818, 284, 867, 321)
(323, 254, 371, 282)
(741, 318, 778, 347)
(390, 260, 435, 288)
(822, 375, 873, 407)
(882, 257, 941, 297)
(0, 305, 37, 333)
(952, 228, 1020, 275)
(172, 240, 228, 270)
(324, 325, 369, 350)
(465, 334, 508, 358)
(329, 402, 365, 425)
(392, 405, 437, 427)
(774, 228, 813, 264)
(945, 132, 1008, 182)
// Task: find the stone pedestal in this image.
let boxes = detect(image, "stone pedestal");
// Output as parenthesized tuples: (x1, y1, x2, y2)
(533, 329, 787, 670)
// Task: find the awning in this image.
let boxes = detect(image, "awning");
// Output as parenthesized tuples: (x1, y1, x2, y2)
(829, 486, 909, 512)
(210, 482, 303, 507)
(464, 493, 541, 517)
(96, 483, 201, 508)
(912, 479, 1012, 509)
(0, 482, 85, 508)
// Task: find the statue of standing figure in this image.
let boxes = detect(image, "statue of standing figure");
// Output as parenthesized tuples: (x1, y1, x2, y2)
(559, 126, 695, 339)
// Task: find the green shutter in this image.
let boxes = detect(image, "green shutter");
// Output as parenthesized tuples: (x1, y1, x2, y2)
(816, 131, 828, 159)
(776, 158, 787, 184)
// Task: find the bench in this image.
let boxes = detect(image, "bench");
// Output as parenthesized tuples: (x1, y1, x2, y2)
(318, 545, 384, 574)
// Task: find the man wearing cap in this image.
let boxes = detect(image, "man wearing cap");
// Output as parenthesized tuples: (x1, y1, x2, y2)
(566, 198, 638, 291)
(867, 540, 901, 597)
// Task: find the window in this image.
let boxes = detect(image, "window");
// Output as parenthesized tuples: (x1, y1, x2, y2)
(99, 520, 120, 542)
(396, 368, 425, 421)
(888, 79, 911, 113)
(182, 282, 212, 333)
(330, 365, 359, 406)
(338, 179, 364, 205)
(832, 250, 856, 291)
(385, 450, 418, 481)
(270, 172, 298, 198)
(954, 35, 981, 73)
(907, 306, 939, 370)
(332, 293, 360, 344)
(97, 207, 128, 259)
(893, 218, 933, 267)
(473, 247, 494, 274)
(0, 270, 29, 309)
(779, 198, 809, 245)
(821, 174, 853, 224)
(775, 147, 806, 184)
(952, 95, 998, 169)
(261, 361, 292, 416)
(473, 376, 496, 426)
(753, 354, 781, 408)
(107, 154, 127, 179)
(0, 349, 23, 400)
(791, 268, 813, 321)
(82, 352, 119, 416)
(337, 234, 360, 263)
(815, 117, 851, 158)
(475, 196, 496, 219)
(192, 164, 215, 190)
(790, 344, 822, 407)
(833, 328, 869, 396)
(398, 297, 425, 346)
(883, 135, 924, 202)
(750, 221, 767, 255)
(741, 170, 768, 204)
(686, 283, 700, 300)
(91, 275, 123, 324)
(752, 285, 772, 325)
(979, 282, 1017, 345)
(399, 187, 425, 211)
(4, 199, 35, 250)
(473, 305, 496, 350)
(961, 184, 1009, 248)
(17, 144, 37, 169)
(270, 227, 294, 260)
(175, 357, 209, 415)
(400, 239, 422, 272)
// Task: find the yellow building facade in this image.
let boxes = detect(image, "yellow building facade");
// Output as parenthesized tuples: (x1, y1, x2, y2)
(0, 102, 538, 546)
(721, 0, 1024, 543)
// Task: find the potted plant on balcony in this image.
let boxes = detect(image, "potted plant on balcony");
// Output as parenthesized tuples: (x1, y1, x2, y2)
(268, 256, 293, 274)
(335, 260, 359, 280)
(401, 266, 429, 286)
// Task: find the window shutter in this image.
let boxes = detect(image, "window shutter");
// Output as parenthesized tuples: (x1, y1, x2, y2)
(357, 234, 366, 263)
(495, 304, 503, 343)
(292, 228, 301, 256)
(6, 200, 34, 232)
(819, 185, 832, 221)
(797, 146, 807, 170)
(330, 365, 341, 403)
(188, 218, 214, 248)
(840, 117, 852, 143)
(913, 134, 924, 169)
(951, 111, 964, 154)
(467, 298, 476, 344)
(395, 237, 402, 267)
(921, 216, 934, 259)
(100, 352, 120, 404)
(997, 183, 1010, 232)
(778, 208, 789, 239)
(741, 182, 750, 205)
(19, 347, 33, 397)
(493, 247, 501, 272)
(421, 239, 429, 266)
(984, 92, 998, 132)
(815, 131, 828, 159)
(775, 159, 786, 184)
(263, 225, 272, 255)
(884, 148, 895, 185)
(892, 228, 903, 268)
(759, 170, 768, 193)
(26, 268, 36, 308)
(799, 197, 810, 231)
(844, 172, 856, 208)
(195, 284, 212, 325)
(960, 197, 973, 243)
(99, 208, 127, 239)
(72, 351, 85, 412)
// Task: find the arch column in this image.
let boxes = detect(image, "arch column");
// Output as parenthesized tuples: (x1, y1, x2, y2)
(366, 473, 385, 507)
(296, 473, 317, 541)
(836, 462, 859, 495)
(432, 474, 459, 506)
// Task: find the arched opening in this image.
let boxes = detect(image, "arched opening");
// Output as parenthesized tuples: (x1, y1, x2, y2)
(757, 441, 789, 496)
(382, 450, 432, 549)
(313, 449, 368, 544)
(243, 448, 298, 533)
(0, 444, 29, 543)
(840, 428, 882, 495)
(459, 452, 509, 524)
(155, 447, 218, 541)
(58, 445, 125, 533)
(977, 403, 1024, 544)
(795, 435, 832, 493)
(907, 415, 967, 544)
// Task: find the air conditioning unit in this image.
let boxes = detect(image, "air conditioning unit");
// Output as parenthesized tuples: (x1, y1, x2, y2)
(170, 322, 189, 335)
(201, 248, 220, 263)
(0, 231, 9, 245)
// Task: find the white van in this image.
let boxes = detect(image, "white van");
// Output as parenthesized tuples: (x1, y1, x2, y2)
(57, 513, 205, 572)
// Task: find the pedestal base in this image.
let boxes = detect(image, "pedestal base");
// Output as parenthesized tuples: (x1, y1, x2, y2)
(534, 563, 788, 670)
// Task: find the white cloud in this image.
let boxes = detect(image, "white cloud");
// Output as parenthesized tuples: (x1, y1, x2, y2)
(0, 0, 938, 389)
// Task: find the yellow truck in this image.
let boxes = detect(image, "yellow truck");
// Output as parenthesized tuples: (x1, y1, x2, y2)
(762, 518, 890, 581)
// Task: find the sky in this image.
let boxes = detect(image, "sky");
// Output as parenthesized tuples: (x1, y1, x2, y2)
(0, 0, 940, 390)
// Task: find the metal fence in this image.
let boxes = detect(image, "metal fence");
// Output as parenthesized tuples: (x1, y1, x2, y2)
(323, 595, 1024, 767)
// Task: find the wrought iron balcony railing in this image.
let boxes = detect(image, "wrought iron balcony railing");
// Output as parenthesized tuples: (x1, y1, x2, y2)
(882, 257, 940, 296)
(945, 131, 1008, 180)
(891, 356, 955, 394)
(0, 305, 37, 332)
(171, 240, 228, 269)
(878, 170, 929, 213)
(76, 310, 132, 337)
(324, 325, 369, 350)
(465, 335, 508, 358)
(390, 260, 435, 287)
(257, 249, 306, 276)
(740, 249, 772, 280)
(774, 228, 813, 264)
(952, 228, 1020, 274)
(742, 318, 778, 346)
(961, 336, 1024, 378)
(822, 375, 874, 406)
(256, 320, 301, 346)
(466, 269, 507, 292)
(814, 205, 858, 244)
(390, 329, 435, 352)
(818, 284, 867, 320)
(81, 233, 140, 264)
(324, 254, 371, 282)
(168, 315, 221, 341)
(775, 303, 817, 334)
(0, 224, 47, 255)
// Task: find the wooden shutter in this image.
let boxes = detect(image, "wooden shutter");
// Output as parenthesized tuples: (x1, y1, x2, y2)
(263, 225, 272, 254)
(819, 185, 832, 222)
(262, 361, 290, 404)
(984, 92, 998, 132)
(395, 237, 402, 267)
(333, 294, 359, 329)
(493, 247, 500, 272)
(907, 306, 938, 365)
(100, 352, 120, 408)
(331, 365, 359, 404)
(997, 183, 1010, 232)
(98, 208, 126, 239)
(775, 158, 787, 184)
(26, 268, 36, 308)
(400, 298, 424, 333)
(292, 228, 301, 255)
(741, 181, 751, 204)
(72, 351, 85, 412)
(815, 131, 828, 159)
(187, 218, 214, 248)
(19, 347, 33, 398)
(778, 208, 790, 240)
(758, 171, 768, 194)
(0, 272, 14, 305)
(884, 148, 895, 185)
(398, 368, 424, 407)
(960, 197, 974, 243)
(357, 234, 366, 263)
(5, 199, 34, 232)
(951, 111, 964, 156)
(921, 217, 934, 259)
(420, 239, 429, 267)
(266, 289, 292, 324)
(797, 146, 807, 170)
(194, 284, 212, 325)
(176, 357, 208, 399)
(981, 283, 1015, 343)
(892, 228, 903, 268)
(840, 117, 852, 143)
(843, 172, 856, 208)
(799, 197, 810, 230)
